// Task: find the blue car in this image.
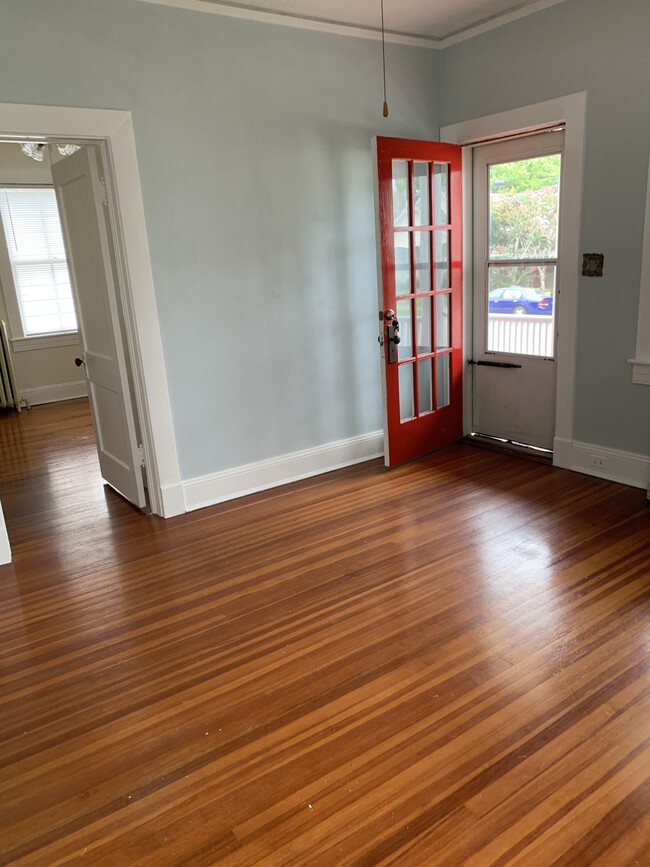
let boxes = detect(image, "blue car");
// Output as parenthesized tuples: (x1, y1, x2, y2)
(488, 286, 553, 315)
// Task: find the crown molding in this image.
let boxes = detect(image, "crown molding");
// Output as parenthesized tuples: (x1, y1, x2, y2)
(135, 0, 568, 50)
(136, 0, 440, 48)
(439, 0, 567, 48)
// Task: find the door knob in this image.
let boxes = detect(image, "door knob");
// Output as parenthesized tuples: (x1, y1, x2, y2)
(74, 357, 85, 367)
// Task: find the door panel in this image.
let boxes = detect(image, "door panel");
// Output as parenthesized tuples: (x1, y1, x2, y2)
(52, 147, 147, 508)
(472, 131, 564, 450)
(375, 137, 463, 467)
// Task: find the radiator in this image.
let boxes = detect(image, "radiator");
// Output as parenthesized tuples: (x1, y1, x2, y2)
(0, 320, 21, 412)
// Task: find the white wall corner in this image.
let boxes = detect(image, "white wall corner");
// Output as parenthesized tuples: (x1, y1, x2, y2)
(182, 431, 384, 512)
(569, 441, 649, 490)
(21, 380, 88, 405)
(0, 500, 11, 565)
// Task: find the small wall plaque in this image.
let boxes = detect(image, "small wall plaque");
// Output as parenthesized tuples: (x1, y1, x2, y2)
(582, 253, 604, 277)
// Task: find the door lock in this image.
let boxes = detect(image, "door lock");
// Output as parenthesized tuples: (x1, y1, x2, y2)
(387, 318, 400, 363)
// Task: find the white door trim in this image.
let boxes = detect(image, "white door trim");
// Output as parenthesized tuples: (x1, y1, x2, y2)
(0, 500, 10, 565)
(441, 91, 587, 468)
(0, 103, 183, 516)
(628, 151, 650, 385)
(471, 131, 564, 451)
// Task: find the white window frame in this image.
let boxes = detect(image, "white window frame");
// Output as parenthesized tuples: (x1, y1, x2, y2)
(0, 183, 80, 350)
(628, 152, 650, 386)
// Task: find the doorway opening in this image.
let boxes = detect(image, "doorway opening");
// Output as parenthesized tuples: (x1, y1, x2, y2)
(441, 92, 587, 472)
(0, 137, 148, 516)
(471, 129, 565, 452)
(0, 102, 185, 564)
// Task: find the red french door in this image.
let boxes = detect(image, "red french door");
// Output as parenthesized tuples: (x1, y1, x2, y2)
(375, 137, 463, 466)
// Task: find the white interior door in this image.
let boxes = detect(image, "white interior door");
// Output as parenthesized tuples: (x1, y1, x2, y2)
(52, 147, 147, 508)
(472, 130, 564, 450)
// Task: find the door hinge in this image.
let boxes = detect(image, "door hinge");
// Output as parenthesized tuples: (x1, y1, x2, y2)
(99, 176, 109, 207)
(137, 444, 146, 468)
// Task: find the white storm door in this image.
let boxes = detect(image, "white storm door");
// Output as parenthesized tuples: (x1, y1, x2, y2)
(52, 147, 147, 508)
(472, 130, 564, 450)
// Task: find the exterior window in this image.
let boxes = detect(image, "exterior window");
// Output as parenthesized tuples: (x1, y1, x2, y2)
(0, 186, 77, 337)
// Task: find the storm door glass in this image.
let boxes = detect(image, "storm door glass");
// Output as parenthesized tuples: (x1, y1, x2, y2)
(486, 153, 561, 357)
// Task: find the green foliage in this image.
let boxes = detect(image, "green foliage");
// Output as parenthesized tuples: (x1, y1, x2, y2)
(490, 154, 561, 194)
(488, 155, 561, 292)
(490, 185, 559, 260)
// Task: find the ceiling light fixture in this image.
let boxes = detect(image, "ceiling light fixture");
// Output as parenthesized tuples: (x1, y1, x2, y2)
(56, 144, 81, 157)
(19, 142, 46, 162)
(19, 142, 81, 162)
(381, 0, 388, 117)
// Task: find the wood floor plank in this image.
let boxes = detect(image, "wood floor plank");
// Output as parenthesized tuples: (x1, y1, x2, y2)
(0, 400, 648, 865)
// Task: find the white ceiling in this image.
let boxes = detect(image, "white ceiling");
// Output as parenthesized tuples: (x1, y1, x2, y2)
(190, 0, 568, 44)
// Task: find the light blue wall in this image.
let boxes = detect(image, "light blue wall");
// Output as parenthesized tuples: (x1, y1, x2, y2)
(4, 0, 644, 475)
(441, 0, 650, 456)
(0, 0, 440, 479)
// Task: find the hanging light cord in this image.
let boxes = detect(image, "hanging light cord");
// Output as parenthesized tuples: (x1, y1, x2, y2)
(381, 0, 388, 117)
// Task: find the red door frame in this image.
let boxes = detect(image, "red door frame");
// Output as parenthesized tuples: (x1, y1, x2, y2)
(376, 137, 463, 466)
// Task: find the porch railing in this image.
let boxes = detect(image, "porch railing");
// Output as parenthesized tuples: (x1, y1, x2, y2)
(487, 313, 554, 357)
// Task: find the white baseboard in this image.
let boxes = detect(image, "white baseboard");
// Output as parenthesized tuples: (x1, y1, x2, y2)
(566, 440, 649, 490)
(160, 482, 186, 518)
(21, 380, 88, 406)
(181, 431, 648, 515)
(183, 430, 384, 512)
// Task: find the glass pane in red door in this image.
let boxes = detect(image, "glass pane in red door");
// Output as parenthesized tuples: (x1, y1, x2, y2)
(433, 164, 449, 225)
(418, 357, 433, 414)
(413, 162, 430, 226)
(397, 298, 413, 360)
(414, 232, 431, 293)
(435, 231, 451, 289)
(435, 294, 450, 350)
(399, 364, 414, 420)
(392, 161, 409, 227)
(394, 235, 411, 295)
(436, 354, 450, 408)
(417, 296, 432, 354)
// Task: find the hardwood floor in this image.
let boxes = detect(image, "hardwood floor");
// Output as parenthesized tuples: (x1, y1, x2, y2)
(0, 399, 649, 865)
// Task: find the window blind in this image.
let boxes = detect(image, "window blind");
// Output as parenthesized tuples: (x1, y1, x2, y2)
(0, 187, 77, 336)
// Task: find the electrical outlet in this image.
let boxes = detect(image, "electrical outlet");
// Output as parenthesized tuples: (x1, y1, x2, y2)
(590, 455, 607, 468)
